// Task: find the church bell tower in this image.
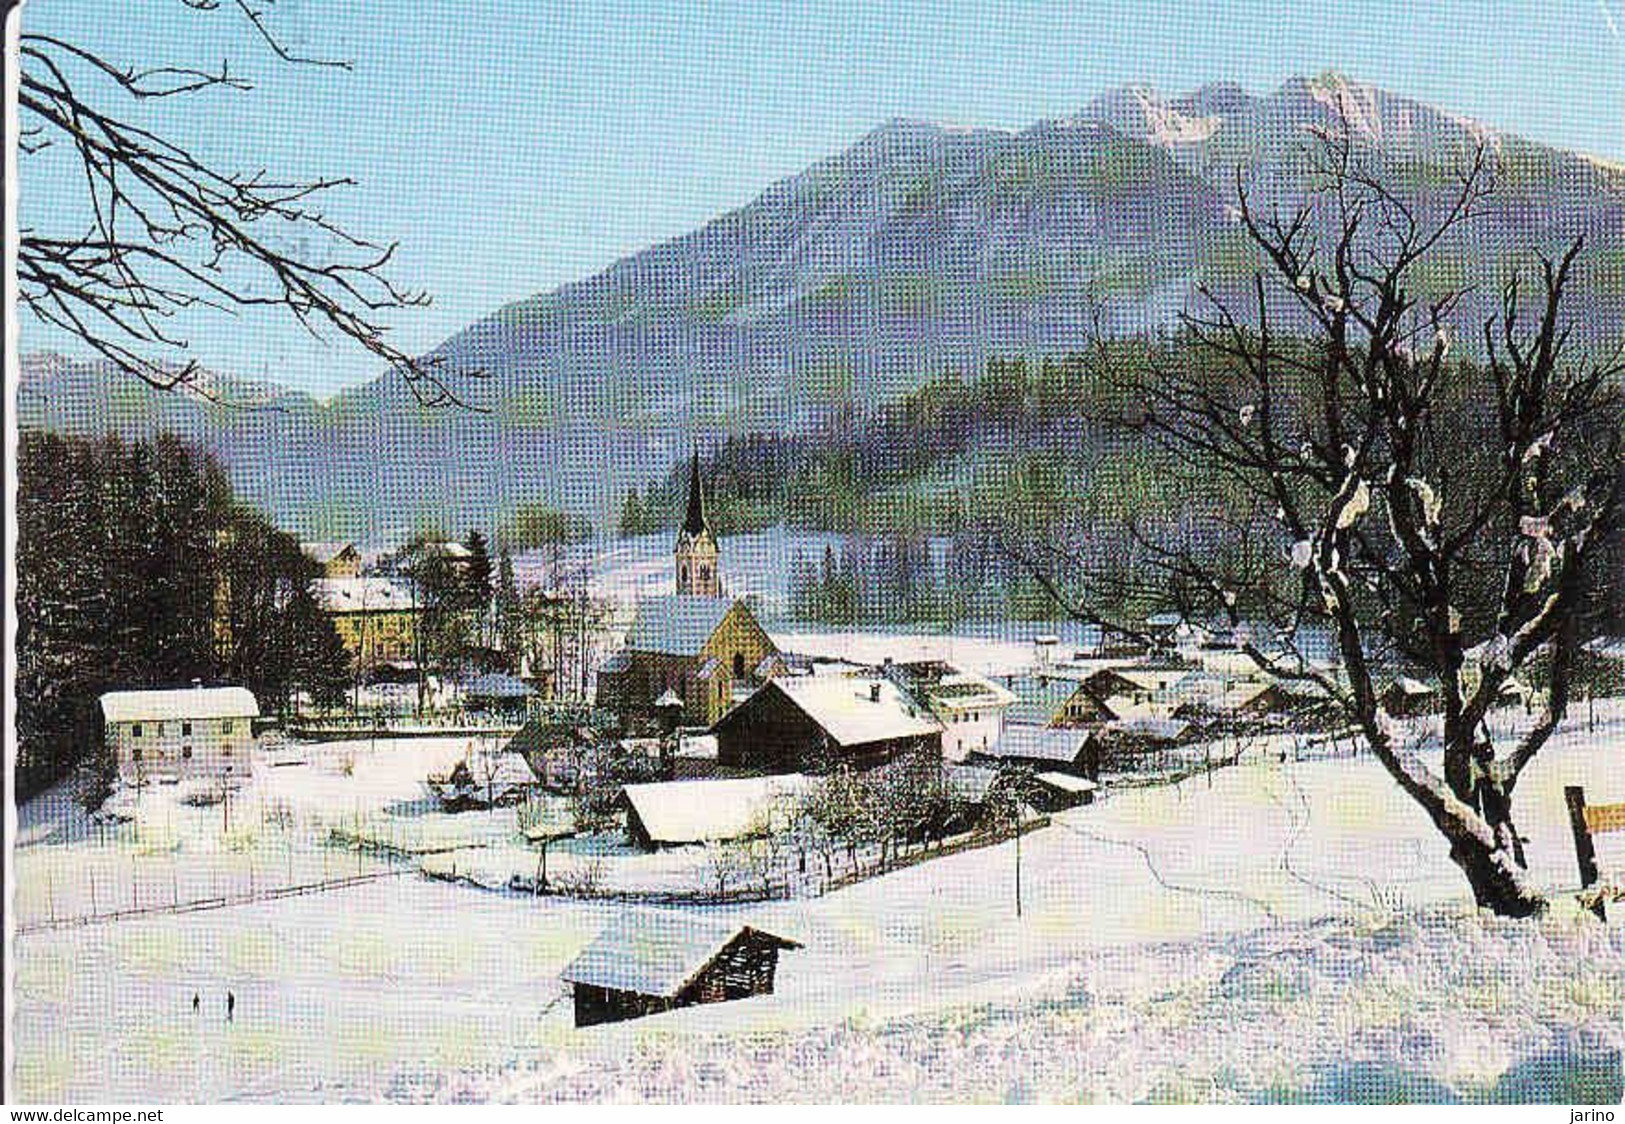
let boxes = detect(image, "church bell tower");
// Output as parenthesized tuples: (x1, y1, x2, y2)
(675, 453, 721, 597)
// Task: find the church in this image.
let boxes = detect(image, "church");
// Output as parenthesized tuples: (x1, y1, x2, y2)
(596, 457, 781, 729)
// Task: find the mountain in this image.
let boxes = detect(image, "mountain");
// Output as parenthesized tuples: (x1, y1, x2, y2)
(19, 73, 1625, 539)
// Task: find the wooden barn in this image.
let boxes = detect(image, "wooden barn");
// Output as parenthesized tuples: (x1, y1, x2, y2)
(973, 723, 1099, 779)
(712, 675, 941, 773)
(562, 912, 802, 1027)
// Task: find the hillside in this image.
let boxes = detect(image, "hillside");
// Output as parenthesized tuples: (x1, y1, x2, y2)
(19, 73, 1625, 539)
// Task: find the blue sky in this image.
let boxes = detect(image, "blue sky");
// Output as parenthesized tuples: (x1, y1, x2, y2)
(19, 0, 1624, 396)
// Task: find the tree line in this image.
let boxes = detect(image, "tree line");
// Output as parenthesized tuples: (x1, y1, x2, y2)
(16, 432, 349, 798)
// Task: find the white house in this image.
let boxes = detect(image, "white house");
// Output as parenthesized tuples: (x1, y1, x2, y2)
(885, 660, 1017, 763)
(99, 686, 260, 783)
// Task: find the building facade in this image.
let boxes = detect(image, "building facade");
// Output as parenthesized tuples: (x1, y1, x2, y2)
(314, 576, 419, 669)
(100, 686, 260, 783)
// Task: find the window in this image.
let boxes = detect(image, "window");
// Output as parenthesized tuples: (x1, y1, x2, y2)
(732, 653, 745, 679)
(223, 746, 233, 757)
(181, 746, 193, 760)
(181, 721, 192, 736)
(221, 719, 234, 734)
(132, 747, 143, 763)
(699, 565, 711, 584)
(131, 723, 143, 738)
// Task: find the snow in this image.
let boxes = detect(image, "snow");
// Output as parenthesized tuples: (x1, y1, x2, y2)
(12, 705, 1625, 1102)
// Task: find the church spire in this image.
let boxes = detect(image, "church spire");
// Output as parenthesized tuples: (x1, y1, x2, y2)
(683, 451, 709, 536)
(674, 450, 721, 597)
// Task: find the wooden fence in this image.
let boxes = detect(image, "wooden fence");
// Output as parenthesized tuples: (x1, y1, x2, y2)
(16, 867, 411, 936)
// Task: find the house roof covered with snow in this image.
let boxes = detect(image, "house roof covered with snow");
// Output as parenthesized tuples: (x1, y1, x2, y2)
(561, 911, 800, 998)
(301, 541, 358, 564)
(99, 686, 259, 724)
(1103, 715, 1192, 743)
(983, 724, 1089, 764)
(620, 774, 813, 845)
(890, 661, 1017, 712)
(1001, 675, 1090, 726)
(771, 676, 941, 747)
(314, 576, 416, 614)
(624, 595, 737, 656)
(1034, 771, 1099, 794)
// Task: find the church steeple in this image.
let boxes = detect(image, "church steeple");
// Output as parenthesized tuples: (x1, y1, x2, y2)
(674, 451, 721, 597)
(683, 452, 709, 536)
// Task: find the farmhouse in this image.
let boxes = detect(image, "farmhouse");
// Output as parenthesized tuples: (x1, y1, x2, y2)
(1382, 675, 1440, 717)
(562, 912, 802, 1027)
(99, 686, 259, 783)
(314, 576, 418, 669)
(619, 773, 813, 849)
(885, 660, 1017, 762)
(597, 458, 780, 728)
(1003, 674, 1118, 729)
(712, 675, 942, 773)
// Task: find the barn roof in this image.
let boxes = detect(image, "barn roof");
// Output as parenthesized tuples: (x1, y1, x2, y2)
(314, 576, 416, 614)
(562, 911, 800, 998)
(620, 774, 813, 845)
(983, 724, 1088, 764)
(771, 676, 941, 747)
(99, 686, 260, 724)
(625, 595, 737, 656)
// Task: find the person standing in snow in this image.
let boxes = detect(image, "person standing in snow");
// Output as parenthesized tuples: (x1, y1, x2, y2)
(192, 992, 200, 1014)
(226, 990, 235, 1023)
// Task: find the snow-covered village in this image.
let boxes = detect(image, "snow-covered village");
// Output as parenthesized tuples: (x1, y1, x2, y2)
(9, 1, 1625, 1111)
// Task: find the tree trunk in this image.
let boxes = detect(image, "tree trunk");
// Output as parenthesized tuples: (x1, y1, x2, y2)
(1439, 812, 1546, 917)
(1433, 728, 1540, 915)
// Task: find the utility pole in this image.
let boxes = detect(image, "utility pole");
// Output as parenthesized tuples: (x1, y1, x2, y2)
(1014, 799, 1023, 920)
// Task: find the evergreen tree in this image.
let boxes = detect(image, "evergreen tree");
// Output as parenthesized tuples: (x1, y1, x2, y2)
(618, 488, 644, 537)
(464, 529, 494, 608)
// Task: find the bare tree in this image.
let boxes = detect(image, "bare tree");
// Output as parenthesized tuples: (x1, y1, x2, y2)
(1007, 125, 1623, 916)
(19, 1, 482, 405)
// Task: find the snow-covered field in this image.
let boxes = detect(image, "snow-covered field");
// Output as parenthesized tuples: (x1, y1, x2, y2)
(12, 706, 1625, 1102)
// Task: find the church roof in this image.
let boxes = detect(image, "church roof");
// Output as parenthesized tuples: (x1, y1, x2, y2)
(682, 453, 709, 536)
(625, 595, 737, 656)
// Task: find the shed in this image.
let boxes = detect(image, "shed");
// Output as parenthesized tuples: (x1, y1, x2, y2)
(620, 774, 813, 849)
(1031, 771, 1099, 811)
(562, 911, 802, 1027)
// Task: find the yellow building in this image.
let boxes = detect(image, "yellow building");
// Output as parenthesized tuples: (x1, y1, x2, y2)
(314, 576, 419, 669)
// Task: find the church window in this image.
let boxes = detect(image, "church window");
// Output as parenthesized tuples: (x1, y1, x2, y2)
(732, 653, 745, 679)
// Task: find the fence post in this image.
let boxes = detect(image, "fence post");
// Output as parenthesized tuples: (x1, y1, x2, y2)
(1565, 785, 1605, 921)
